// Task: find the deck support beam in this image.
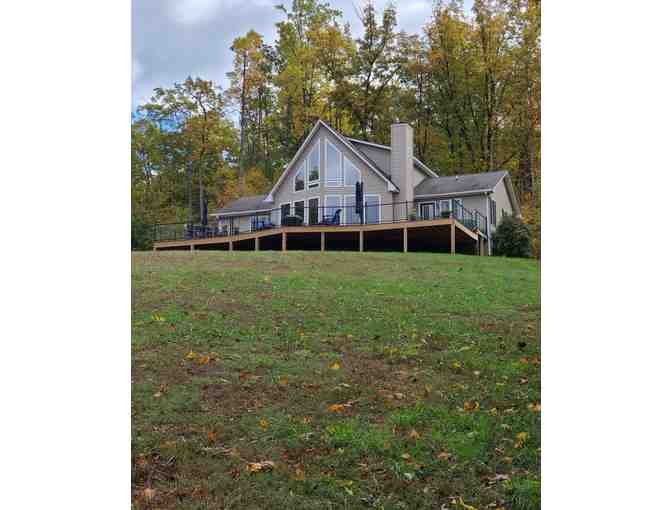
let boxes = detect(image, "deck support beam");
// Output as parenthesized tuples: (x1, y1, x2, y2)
(450, 222, 455, 254)
(403, 228, 408, 253)
(229, 240, 233, 252)
(255, 237, 259, 251)
(321, 232, 325, 251)
(190, 244, 195, 252)
(359, 230, 364, 252)
(282, 232, 287, 251)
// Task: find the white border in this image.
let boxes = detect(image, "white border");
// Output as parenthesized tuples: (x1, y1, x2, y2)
(418, 201, 436, 220)
(323, 194, 343, 225)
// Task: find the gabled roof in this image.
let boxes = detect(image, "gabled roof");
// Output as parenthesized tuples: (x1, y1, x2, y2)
(264, 120, 399, 202)
(414, 170, 521, 217)
(346, 138, 439, 179)
(212, 194, 270, 217)
(414, 170, 509, 196)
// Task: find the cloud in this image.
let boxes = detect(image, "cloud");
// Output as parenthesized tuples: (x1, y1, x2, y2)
(132, 0, 468, 110)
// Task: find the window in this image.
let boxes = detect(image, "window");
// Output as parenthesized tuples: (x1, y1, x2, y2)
(344, 195, 358, 225)
(490, 199, 497, 226)
(308, 146, 320, 189)
(419, 202, 435, 221)
(294, 161, 305, 192)
(324, 195, 342, 224)
(343, 157, 360, 186)
(439, 199, 452, 215)
(325, 140, 342, 186)
(281, 203, 291, 223)
(293, 200, 305, 222)
(453, 198, 463, 220)
(308, 197, 320, 225)
(365, 195, 381, 224)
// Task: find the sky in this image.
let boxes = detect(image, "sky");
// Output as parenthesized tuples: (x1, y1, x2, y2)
(132, 0, 474, 110)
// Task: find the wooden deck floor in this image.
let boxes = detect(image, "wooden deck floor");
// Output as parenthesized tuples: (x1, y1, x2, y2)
(154, 218, 486, 254)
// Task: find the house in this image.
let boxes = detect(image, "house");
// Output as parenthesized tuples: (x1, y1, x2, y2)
(154, 119, 521, 254)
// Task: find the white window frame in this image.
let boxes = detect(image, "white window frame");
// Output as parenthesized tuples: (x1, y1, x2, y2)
(325, 139, 343, 187)
(418, 201, 436, 221)
(343, 155, 361, 187)
(343, 194, 358, 225)
(324, 194, 343, 225)
(439, 199, 452, 214)
(307, 196, 321, 225)
(293, 199, 307, 224)
(307, 145, 320, 189)
(280, 202, 291, 225)
(293, 160, 306, 193)
(364, 194, 382, 224)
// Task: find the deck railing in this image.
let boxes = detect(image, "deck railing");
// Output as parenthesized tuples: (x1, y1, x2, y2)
(152, 200, 487, 243)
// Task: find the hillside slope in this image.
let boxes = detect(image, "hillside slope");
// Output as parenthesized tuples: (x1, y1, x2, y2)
(132, 252, 541, 509)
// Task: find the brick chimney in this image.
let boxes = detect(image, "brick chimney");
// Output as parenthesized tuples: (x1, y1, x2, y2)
(390, 123, 414, 205)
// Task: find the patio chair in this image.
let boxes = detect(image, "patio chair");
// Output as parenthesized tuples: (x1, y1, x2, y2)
(321, 209, 341, 225)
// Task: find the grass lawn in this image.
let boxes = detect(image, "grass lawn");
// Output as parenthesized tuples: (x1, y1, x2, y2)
(132, 251, 540, 509)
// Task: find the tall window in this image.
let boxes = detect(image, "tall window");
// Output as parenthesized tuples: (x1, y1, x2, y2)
(344, 195, 357, 224)
(293, 200, 305, 222)
(490, 199, 497, 226)
(365, 195, 380, 224)
(308, 146, 319, 188)
(281, 203, 291, 222)
(325, 140, 342, 186)
(324, 195, 341, 224)
(343, 157, 360, 186)
(308, 197, 319, 225)
(294, 162, 305, 192)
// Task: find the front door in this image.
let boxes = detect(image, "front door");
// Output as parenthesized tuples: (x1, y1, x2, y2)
(420, 202, 435, 220)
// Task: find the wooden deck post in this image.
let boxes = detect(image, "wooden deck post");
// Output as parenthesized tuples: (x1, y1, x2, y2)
(359, 230, 364, 252)
(190, 244, 195, 252)
(450, 222, 455, 254)
(282, 232, 287, 251)
(255, 237, 259, 251)
(229, 240, 233, 252)
(403, 227, 408, 253)
(321, 231, 325, 251)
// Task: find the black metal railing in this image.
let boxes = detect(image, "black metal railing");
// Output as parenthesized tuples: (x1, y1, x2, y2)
(152, 200, 487, 242)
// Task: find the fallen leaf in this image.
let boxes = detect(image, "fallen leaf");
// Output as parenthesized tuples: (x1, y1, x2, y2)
(437, 451, 452, 460)
(393, 392, 405, 400)
(528, 402, 541, 412)
(328, 403, 345, 413)
(515, 431, 529, 448)
(143, 488, 156, 501)
(197, 355, 211, 365)
(329, 361, 341, 370)
(519, 377, 529, 384)
(457, 497, 478, 510)
(152, 314, 165, 322)
(401, 453, 412, 460)
(185, 350, 198, 360)
(207, 430, 217, 443)
(294, 467, 306, 481)
(463, 401, 480, 412)
(259, 418, 269, 430)
(302, 416, 313, 424)
(246, 460, 276, 473)
(277, 377, 289, 386)
(408, 429, 420, 440)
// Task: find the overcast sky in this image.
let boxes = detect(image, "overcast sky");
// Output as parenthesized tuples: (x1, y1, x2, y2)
(132, 0, 473, 110)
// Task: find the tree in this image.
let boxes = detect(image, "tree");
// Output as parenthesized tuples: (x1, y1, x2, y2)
(141, 78, 235, 224)
(492, 214, 533, 258)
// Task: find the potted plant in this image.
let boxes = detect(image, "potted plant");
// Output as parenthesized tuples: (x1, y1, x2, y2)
(408, 209, 417, 221)
(440, 209, 452, 219)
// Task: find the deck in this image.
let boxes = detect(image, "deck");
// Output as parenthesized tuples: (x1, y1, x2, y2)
(154, 218, 488, 255)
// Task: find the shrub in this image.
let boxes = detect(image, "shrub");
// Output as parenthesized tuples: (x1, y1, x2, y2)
(132, 215, 154, 251)
(492, 214, 533, 258)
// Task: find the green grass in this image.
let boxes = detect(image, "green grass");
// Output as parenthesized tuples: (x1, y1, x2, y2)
(132, 251, 540, 509)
